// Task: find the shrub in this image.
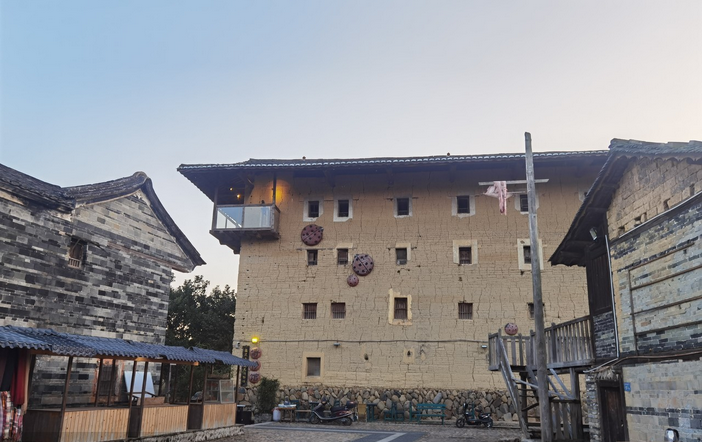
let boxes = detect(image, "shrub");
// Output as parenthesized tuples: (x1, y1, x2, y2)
(257, 377, 280, 413)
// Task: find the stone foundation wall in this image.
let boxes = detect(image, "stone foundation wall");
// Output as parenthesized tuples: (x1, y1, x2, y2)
(241, 385, 521, 422)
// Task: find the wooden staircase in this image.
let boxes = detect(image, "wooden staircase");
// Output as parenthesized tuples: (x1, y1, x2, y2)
(488, 316, 594, 441)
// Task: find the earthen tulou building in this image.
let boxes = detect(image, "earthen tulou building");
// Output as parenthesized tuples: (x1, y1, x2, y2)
(179, 150, 608, 406)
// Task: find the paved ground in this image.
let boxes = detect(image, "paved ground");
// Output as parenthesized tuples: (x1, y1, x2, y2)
(221, 420, 523, 442)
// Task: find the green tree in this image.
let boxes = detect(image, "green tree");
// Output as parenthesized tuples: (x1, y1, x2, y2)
(166, 276, 236, 352)
(165, 276, 237, 402)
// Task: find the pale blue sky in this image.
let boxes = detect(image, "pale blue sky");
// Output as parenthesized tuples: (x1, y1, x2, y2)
(1, 1, 700, 289)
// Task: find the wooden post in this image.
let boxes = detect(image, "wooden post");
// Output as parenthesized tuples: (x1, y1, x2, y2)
(128, 361, 137, 411)
(58, 356, 73, 440)
(187, 365, 195, 405)
(137, 361, 149, 437)
(107, 360, 116, 406)
(202, 364, 208, 410)
(94, 358, 104, 406)
(525, 132, 553, 441)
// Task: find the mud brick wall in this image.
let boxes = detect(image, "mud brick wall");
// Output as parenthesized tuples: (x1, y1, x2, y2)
(0, 190, 190, 406)
(233, 163, 601, 390)
(623, 360, 702, 442)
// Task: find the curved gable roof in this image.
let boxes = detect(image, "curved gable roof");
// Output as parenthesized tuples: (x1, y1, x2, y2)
(0, 164, 204, 269)
(550, 139, 702, 266)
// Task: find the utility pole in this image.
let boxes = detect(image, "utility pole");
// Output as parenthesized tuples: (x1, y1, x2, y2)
(525, 132, 552, 441)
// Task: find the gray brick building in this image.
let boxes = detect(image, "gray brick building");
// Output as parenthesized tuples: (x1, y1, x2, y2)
(551, 139, 702, 442)
(0, 164, 204, 406)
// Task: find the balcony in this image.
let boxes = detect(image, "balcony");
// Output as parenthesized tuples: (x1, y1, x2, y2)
(210, 204, 280, 253)
(488, 315, 594, 372)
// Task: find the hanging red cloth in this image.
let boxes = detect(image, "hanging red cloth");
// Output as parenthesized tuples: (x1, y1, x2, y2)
(9, 351, 26, 407)
(484, 181, 510, 215)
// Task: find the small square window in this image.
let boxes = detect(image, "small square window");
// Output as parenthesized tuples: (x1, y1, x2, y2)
(68, 238, 86, 269)
(331, 302, 346, 319)
(523, 246, 531, 264)
(458, 302, 473, 320)
(458, 247, 472, 265)
(337, 249, 348, 265)
(519, 194, 529, 213)
(306, 357, 321, 376)
(337, 199, 349, 218)
(396, 198, 410, 216)
(396, 248, 408, 265)
(528, 302, 535, 319)
(457, 196, 471, 214)
(394, 297, 408, 320)
(303, 303, 317, 319)
(308, 200, 320, 218)
(307, 250, 318, 266)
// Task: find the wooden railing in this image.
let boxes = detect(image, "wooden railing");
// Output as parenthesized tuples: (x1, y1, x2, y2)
(488, 315, 594, 371)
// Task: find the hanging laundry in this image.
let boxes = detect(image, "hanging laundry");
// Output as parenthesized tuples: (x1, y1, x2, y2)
(484, 181, 510, 215)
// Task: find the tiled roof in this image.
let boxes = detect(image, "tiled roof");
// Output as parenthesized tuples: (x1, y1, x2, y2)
(0, 326, 256, 366)
(178, 150, 609, 171)
(0, 165, 204, 268)
(550, 139, 702, 266)
(0, 164, 73, 211)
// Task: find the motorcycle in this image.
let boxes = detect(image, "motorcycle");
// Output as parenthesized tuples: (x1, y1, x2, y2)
(309, 399, 357, 426)
(455, 401, 493, 428)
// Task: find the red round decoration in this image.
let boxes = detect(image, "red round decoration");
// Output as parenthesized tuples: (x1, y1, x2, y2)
(352, 254, 374, 276)
(347, 274, 359, 287)
(301, 224, 324, 246)
(250, 360, 261, 372)
(505, 323, 519, 336)
(249, 372, 261, 384)
(250, 347, 262, 359)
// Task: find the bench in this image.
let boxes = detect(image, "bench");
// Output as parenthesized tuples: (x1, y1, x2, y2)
(410, 403, 446, 425)
(382, 402, 405, 422)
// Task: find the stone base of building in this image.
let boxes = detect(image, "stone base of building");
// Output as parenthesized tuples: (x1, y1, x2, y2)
(241, 385, 520, 422)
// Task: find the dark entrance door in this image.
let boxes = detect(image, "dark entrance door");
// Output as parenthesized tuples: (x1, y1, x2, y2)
(599, 383, 627, 442)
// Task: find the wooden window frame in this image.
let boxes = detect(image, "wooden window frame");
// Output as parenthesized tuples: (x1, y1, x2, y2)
(331, 302, 346, 319)
(456, 195, 471, 214)
(307, 250, 318, 266)
(337, 248, 348, 265)
(394, 297, 408, 320)
(458, 247, 472, 265)
(396, 248, 408, 265)
(303, 303, 317, 320)
(458, 302, 473, 320)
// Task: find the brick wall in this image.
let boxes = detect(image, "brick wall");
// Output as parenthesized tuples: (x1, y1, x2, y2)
(592, 311, 617, 359)
(607, 157, 701, 239)
(234, 163, 600, 390)
(610, 199, 701, 356)
(0, 190, 190, 405)
(623, 360, 702, 442)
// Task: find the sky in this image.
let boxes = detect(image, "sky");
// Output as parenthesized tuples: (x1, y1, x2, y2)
(1, 1, 700, 291)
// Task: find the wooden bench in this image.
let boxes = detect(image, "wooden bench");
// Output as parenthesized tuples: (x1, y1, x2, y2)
(410, 403, 446, 425)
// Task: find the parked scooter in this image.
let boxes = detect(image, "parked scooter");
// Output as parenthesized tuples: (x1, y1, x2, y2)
(309, 399, 356, 426)
(455, 401, 493, 428)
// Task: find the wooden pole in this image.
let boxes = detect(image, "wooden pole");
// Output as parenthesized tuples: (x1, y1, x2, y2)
(94, 358, 104, 406)
(187, 365, 195, 405)
(137, 361, 149, 437)
(128, 361, 137, 411)
(525, 132, 552, 441)
(107, 360, 116, 406)
(58, 356, 73, 440)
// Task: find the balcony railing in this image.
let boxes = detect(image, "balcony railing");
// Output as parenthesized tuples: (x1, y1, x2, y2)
(213, 204, 279, 232)
(488, 315, 594, 371)
(210, 204, 280, 253)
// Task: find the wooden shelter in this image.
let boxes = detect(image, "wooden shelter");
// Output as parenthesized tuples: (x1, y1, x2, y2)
(0, 326, 255, 442)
